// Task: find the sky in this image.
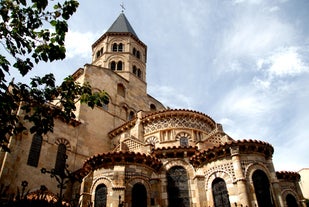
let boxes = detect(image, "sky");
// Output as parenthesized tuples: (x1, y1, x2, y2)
(14, 0, 309, 171)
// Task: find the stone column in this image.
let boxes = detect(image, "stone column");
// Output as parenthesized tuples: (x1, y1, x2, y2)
(193, 175, 207, 207)
(79, 172, 93, 207)
(266, 158, 284, 207)
(230, 146, 250, 207)
(112, 165, 126, 206)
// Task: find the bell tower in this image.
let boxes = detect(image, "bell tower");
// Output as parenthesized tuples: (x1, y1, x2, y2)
(91, 12, 147, 83)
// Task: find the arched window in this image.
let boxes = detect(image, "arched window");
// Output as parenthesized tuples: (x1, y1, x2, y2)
(286, 194, 298, 207)
(27, 133, 43, 167)
(212, 178, 230, 207)
(133, 65, 137, 75)
(118, 43, 123, 52)
(111, 61, 116, 70)
(253, 170, 274, 207)
(179, 137, 188, 147)
(95, 184, 107, 207)
(54, 143, 67, 176)
(150, 104, 156, 111)
(112, 43, 117, 52)
(166, 166, 190, 207)
(117, 61, 123, 70)
(96, 47, 103, 58)
(128, 111, 135, 120)
(117, 84, 125, 97)
(136, 51, 140, 59)
(137, 69, 142, 78)
(132, 183, 147, 207)
(133, 48, 136, 56)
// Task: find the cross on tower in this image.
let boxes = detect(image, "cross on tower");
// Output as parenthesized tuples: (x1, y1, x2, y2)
(120, 2, 125, 13)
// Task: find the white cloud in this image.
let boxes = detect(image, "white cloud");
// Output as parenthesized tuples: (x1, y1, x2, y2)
(262, 47, 309, 77)
(65, 30, 99, 59)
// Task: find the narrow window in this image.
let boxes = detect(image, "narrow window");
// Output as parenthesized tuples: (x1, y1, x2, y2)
(253, 170, 274, 207)
(137, 69, 142, 78)
(54, 143, 67, 176)
(133, 48, 136, 56)
(27, 134, 43, 167)
(95, 184, 107, 207)
(111, 61, 116, 70)
(212, 178, 231, 207)
(128, 111, 135, 120)
(112, 43, 117, 52)
(117, 84, 125, 98)
(136, 51, 140, 59)
(133, 66, 137, 75)
(117, 61, 123, 70)
(118, 43, 123, 52)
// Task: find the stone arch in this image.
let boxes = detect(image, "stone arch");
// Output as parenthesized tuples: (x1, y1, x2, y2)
(91, 176, 113, 205)
(161, 159, 195, 207)
(163, 158, 195, 176)
(205, 171, 233, 207)
(55, 138, 71, 151)
(206, 170, 233, 190)
(175, 131, 192, 147)
(245, 163, 274, 207)
(282, 189, 300, 207)
(245, 162, 272, 182)
(145, 136, 159, 146)
(126, 178, 151, 207)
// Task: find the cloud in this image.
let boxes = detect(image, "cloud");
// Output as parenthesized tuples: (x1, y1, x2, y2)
(65, 30, 99, 59)
(258, 47, 309, 77)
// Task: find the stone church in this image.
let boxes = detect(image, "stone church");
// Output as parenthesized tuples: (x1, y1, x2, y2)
(0, 12, 305, 207)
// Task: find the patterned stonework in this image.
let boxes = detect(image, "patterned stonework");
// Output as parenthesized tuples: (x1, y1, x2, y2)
(144, 115, 213, 135)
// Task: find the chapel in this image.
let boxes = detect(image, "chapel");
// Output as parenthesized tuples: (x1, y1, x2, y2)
(0, 12, 305, 207)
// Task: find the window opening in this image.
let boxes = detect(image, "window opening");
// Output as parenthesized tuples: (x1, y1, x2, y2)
(132, 183, 147, 207)
(150, 104, 156, 111)
(133, 66, 137, 75)
(54, 143, 67, 176)
(118, 43, 123, 52)
(117, 61, 123, 70)
(286, 194, 298, 207)
(166, 166, 190, 207)
(212, 178, 231, 207)
(112, 43, 117, 52)
(137, 69, 141, 78)
(253, 170, 274, 207)
(95, 184, 107, 207)
(179, 137, 188, 147)
(27, 134, 43, 167)
(128, 111, 135, 120)
(111, 61, 116, 70)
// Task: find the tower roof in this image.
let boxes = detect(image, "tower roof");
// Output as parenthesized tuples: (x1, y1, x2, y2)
(106, 13, 138, 37)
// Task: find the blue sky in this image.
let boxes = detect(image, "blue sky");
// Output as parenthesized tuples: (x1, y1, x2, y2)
(16, 0, 309, 171)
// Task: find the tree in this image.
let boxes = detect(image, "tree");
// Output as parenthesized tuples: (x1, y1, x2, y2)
(0, 0, 109, 152)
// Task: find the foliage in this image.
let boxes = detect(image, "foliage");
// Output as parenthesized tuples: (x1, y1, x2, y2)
(0, 0, 109, 152)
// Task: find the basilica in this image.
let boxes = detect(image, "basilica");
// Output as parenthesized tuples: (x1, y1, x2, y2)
(0, 12, 305, 207)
